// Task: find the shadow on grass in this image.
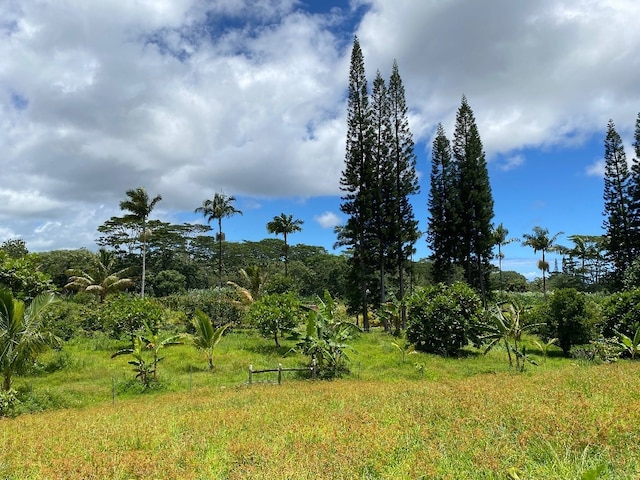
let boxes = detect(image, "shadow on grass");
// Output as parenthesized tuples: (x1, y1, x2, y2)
(244, 343, 293, 357)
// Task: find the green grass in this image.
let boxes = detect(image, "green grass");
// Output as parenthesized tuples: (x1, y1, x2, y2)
(1, 329, 640, 478)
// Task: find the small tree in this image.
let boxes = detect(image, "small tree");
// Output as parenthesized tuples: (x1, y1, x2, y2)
(246, 292, 300, 347)
(544, 288, 596, 356)
(64, 249, 135, 302)
(406, 282, 483, 356)
(482, 301, 543, 370)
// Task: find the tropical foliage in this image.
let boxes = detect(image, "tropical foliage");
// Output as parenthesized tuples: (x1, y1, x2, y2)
(191, 310, 229, 370)
(0, 289, 59, 391)
(294, 291, 361, 377)
(64, 249, 135, 302)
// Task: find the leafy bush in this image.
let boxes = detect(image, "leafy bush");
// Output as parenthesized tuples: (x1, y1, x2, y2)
(601, 288, 640, 338)
(539, 288, 597, 356)
(160, 288, 244, 329)
(98, 294, 166, 341)
(406, 282, 484, 356)
(151, 270, 187, 297)
(245, 292, 301, 346)
(40, 299, 91, 340)
(0, 389, 20, 417)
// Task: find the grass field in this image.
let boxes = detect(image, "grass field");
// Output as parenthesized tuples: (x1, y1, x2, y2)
(1, 330, 639, 479)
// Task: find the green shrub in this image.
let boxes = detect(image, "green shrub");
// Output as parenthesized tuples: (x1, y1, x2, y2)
(0, 389, 20, 417)
(151, 270, 187, 297)
(542, 288, 597, 356)
(160, 288, 244, 329)
(406, 282, 483, 356)
(98, 294, 166, 341)
(40, 299, 90, 340)
(245, 292, 301, 346)
(601, 288, 640, 338)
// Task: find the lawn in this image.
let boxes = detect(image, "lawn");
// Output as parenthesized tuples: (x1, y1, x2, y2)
(1, 330, 639, 479)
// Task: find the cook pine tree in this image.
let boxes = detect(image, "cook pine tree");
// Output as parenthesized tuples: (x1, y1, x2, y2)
(338, 36, 376, 330)
(427, 123, 458, 284)
(451, 96, 494, 297)
(387, 59, 420, 327)
(602, 119, 634, 286)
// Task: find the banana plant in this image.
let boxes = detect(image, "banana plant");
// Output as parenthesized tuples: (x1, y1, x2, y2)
(482, 301, 543, 371)
(294, 291, 361, 377)
(613, 326, 640, 359)
(112, 321, 183, 386)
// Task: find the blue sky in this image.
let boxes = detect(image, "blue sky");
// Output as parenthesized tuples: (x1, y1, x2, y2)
(1, 0, 639, 280)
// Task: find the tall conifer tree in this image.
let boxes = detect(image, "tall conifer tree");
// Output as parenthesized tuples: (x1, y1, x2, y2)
(629, 112, 640, 256)
(387, 60, 420, 325)
(339, 37, 375, 330)
(370, 70, 393, 305)
(427, 123, 458, 284)
(603, 119, 634, 284)
(451, 96, 494, 296)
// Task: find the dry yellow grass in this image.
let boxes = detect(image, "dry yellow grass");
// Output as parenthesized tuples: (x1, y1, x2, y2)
(1, 361, 639, 479)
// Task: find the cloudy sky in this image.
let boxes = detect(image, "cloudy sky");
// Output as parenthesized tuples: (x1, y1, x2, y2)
(1, 0, 639, 278)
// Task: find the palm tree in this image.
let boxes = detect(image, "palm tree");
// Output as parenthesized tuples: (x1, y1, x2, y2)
(119, 187, 162, 298)
(522, 226, 563, 298)
(266, 213, 304, 276)
(492, 223, 518, 297)
(195, 193, 242, 288)
(191, 311, 230, 370)
(227, 265, 267, 305)
(0, 289, 59, 391)
(64, 249, 135, 302)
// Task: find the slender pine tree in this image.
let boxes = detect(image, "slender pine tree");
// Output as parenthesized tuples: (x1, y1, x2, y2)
(387, 60, 420, 326)
(629, 112, 640, 256)
(370, 70, 393, 306)
(603, 119, 634, 285)
(427, 123, 458, 284)
(339, 36, 375, 330)
(452, 96, 494, 297)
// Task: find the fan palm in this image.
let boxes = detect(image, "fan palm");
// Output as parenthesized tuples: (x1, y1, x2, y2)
(195, 193, 242, 288)
(266, 213, 304, 276)
(119, 187, 162, 298)
(64, 249, 135, 302)
(0, 288, 59, 391)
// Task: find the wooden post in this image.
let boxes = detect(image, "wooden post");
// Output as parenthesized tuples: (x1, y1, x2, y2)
(249, 364, 253, 384)
(277, 363, 282, 385)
